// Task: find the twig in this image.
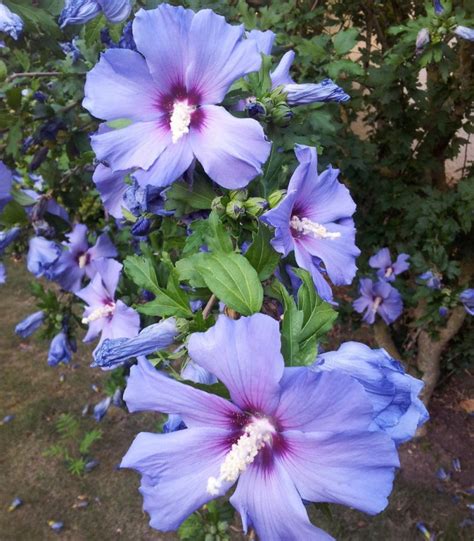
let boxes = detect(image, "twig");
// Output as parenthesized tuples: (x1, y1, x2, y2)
(6, 71, 84, 83)
(202, 294, 217, 319)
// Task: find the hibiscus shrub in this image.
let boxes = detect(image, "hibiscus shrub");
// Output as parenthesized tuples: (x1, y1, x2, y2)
(0, 0, 472, 539)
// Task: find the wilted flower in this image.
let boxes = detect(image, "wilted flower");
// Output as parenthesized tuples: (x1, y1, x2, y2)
(454, 26, 474, 42)
(53, 223, 117, 292)
(8, 497, 23, 512)
(27, 237, 62, 279)
(262, 145, 360, 302)
(48, 331, 75, 367)
(433, 0, 444, 15)
(47, 520, 64, 532)
(0, 4, 23, 40)
(416, 28, 430, 55)
(60, 38, 82, 63)
(121, 314, 399, 538)
(0, 161, 13, 212)
(59, 0, 131, 28)
(93, 396, 112, 421)
(369, 247, 410, 282)
(83, 4, 271, 189)
(15, 311, 45, 339)
(353, 278, 403, 325)
(459, 288, 474, 316)
(0, 227, 20, 253)
(247, 29, 349, 105)
(76, 258, 139, 346)
(315, 342, 428, 444)
(418, 270, 442, 290)
(92, 319, 177, 370)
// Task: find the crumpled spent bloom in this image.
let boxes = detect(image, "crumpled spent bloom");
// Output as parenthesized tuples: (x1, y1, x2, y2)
(59, 0, 131, 28)
(60, 38, 82, 63)
(53, 223, 117, 292)
(0, 227, 20, 253)
(369, 247, 410, 282)
(247, 29, 349, 105)
(433, 0, 444, 15)
(93, 396, 112, 421)
(454, 25, 474, 41)
(459, 289, 474, 316)
(121, 314, 399, 539)
(416, 28, 430, 55)
(23, 189, 71, 224)
(27, 237, 62, 279)
(418, 270, 442, 290)
(84, 4, 271, 189)
(76, 258, 139, 346)
(262, 144, 360, 302)
(92, 318, 177, 370)
(15, 310, 45, 339)
(314, 342, 428, 444)
(48, 331, 75, 366)
(0, 161, 13, 212)
(0, 4, 23, 40)
(353, 278, 403, 325)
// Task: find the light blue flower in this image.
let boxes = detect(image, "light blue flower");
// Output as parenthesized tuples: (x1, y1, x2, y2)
(15, 311, 45, 339)
(314, 341, 428, 444)
(92, 319, 177, 370)
(121, 314, 399, 538)
(0, 4, 23, 40)
(353, 278, 403, 325)
(454, 25, 474, 42)
(418, 270, 442, 290)
(459, 288, 474, 316)
(83, 4, 270, 190)
(369, 247, 410, 282)
(0, 227, 20, 253)
(48, 331, 75, 366)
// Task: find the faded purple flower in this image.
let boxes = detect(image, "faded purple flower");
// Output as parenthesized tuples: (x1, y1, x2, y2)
(15, 311, 45, 338)
(54, 223, 117, 292)
(353, 278, 403, 325)
(121, 314, 399, 539)
(459, 288, 474, 316)
(48, 331, 75, 366)
(418, 270, 442, 290)
(59, 0, 131, 28)
(0, 4, 23, 40)
(369, 247, 410, 282)
(27, 237, 62, 279)
(83, 4, 271, 189)
(0, 161, 13, 212)
(416, 28, 430, 55)
(454, 25, 474, 42)
(76, 258, 139, 346)
(262, 145, 360, 302)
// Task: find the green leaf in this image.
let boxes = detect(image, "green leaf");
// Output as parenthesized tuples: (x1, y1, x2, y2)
(0, 200, 28, 227)
(124, 255, 160, 294)
(5, 1, 59, 36)
(326, 59, 363, 79)
(196, 253, 263, 316)
(176, 253, 208, 288)
(274, 281, 304, 364)
(164, 176, 215, 214)
(84, 14, 106, 47)
(106, 119, 133, 130)
(12, 189, 37, 207)
(206, 211, 233, 253)
(245, 224, 280, 280)
(332, 28, 359, 56)
(79, 429, 102, 455)
(5, 121, 22, 158)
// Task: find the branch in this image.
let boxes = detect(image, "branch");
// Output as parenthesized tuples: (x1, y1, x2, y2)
(202, 294, 217, 319)
(6, 71, 85, 83)
(373, 320, 402, 360)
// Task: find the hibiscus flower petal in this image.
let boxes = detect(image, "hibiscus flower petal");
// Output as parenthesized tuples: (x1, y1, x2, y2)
(92, 164, 128, 219)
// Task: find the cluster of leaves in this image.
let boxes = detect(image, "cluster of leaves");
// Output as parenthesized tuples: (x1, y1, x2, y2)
(44, 413, 102, 476)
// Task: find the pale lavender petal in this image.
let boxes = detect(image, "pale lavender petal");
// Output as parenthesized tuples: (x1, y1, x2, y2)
(92, 164, 128, 219)
(246, 29, 275, 55)
(271, 50, 295, 87)
(87, 232, 117, 270)
(93, 258, 122, 298)
(369, 248, 392, 271)
(91, 120, 171, 172)
(293, 244, 334, 302)
(75, 271, 109, 308)
(133, 5, 194, 93)
(0, 160, 13, 212)
(121, 428, 233, 530)
(97, 0, 131, 23)
(83, 49, 161, 122)
(132, 136, 194, 188)
(66, 224, 88, 254)
(187, 314, 284, 413)
(392, 253, 410, 275)
(261, 190, 298, 257)
(100, 300, 139, 342)
(190, 105, 271, 188)
(186, 10, 262, 104)
(280, 429, 398, 514)
(231, 460, 332, 541)
(275, 369, 373, 432)
(123, 357, 242, 428)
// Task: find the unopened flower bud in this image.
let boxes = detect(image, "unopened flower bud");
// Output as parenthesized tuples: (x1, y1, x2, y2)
(246, 100, 266, 119)
(211, 196, 225, 214)
(271, 103, 294, 127)
(268, 190, 286, 208)
(416, 28, 430, 55)
(244, 197, 268, 216)
(229, 189, 248, 202)
(225, 200, 245, 220)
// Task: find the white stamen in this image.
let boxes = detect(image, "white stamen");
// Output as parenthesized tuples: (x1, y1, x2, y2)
(384, 267, 393, 278)
(78, 253, 89, 269)
(207, 417, 274, 495)
(290, 216, 341, 240)
(82, 302, 115, 324)
(170, 100, 195, 144)
(372, 296, 383, 313)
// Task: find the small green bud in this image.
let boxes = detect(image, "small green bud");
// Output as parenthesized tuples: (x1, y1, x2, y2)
(211, 196, 225, 214)
(225, 200, 245, 220)
(271, 103, 294, 127)
(268, 190, 286, 208)
(228, 189, 248, 202)
(244, 197, 268, 216)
